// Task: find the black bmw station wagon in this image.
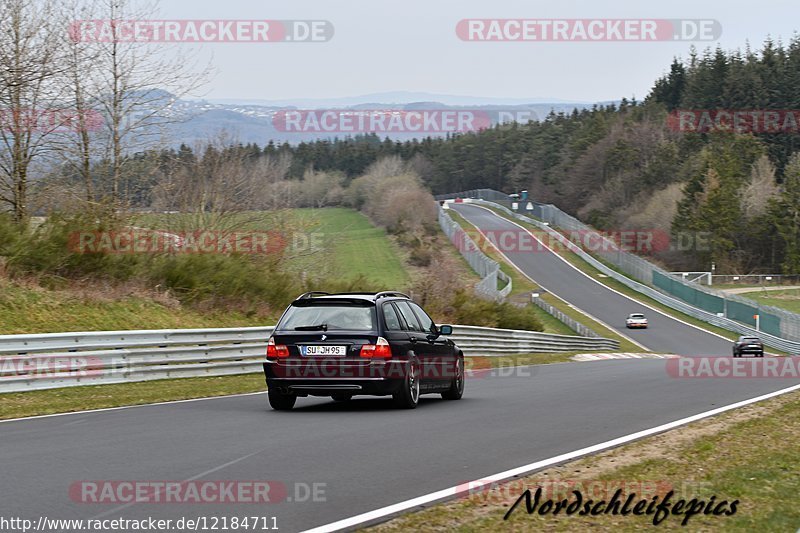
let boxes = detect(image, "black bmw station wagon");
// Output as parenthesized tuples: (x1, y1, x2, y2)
(263, 292, 464, 410)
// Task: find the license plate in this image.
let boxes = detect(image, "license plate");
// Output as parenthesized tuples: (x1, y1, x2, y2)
(301, 345, 347, 356)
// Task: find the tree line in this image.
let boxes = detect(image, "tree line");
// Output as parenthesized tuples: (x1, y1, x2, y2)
(0, 0, 209, 223)
(111, 38, 794, 274)
(5, 6, 799, 276)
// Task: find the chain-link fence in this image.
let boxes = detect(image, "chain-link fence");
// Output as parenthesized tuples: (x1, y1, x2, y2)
(438, 206, 511, 301)
(539, 204, 658, 283)
(456, 193, 800, 350)
(535, 205, 799, 342)
(711, 274, 800, 286)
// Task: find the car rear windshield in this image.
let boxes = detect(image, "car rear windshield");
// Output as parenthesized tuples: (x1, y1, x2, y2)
(630, 314, 645, 319)
(279, 303, 377, 331)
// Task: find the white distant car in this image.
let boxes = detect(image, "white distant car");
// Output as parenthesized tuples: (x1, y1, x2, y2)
(625, 313, 648, 329)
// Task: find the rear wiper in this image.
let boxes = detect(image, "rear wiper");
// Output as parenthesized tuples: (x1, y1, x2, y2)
(294, 324, 328, 331)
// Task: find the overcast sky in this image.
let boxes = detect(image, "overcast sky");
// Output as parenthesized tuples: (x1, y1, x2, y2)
(158, 0, 799, 103)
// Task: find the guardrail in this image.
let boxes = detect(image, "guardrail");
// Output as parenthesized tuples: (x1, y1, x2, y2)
(531, 297, 603, 338)
(441, 200, 604, 338)
(451, 325, 618, 355)
(475, 200, 800, 354)
(442, 189, 800, 342)
(0, 325, 618, 393)
(0, 327, 275, 393)
(438, 205, 512, 301)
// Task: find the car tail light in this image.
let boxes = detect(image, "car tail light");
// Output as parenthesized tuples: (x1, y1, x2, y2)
(267, 337, 289, 359)
(360, 337, 392, 359)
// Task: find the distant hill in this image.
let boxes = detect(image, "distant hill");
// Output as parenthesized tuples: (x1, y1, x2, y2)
(207, 91, 594, 107)
(148, 92, 601, 146)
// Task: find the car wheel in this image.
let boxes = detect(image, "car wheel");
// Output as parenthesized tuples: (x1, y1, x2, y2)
(758, 351, 765, 357)
(331, 393, 352, 402)
(442, 355, 464, 401)
(393, 361, 420, 409)
(268, 388, 297, 411)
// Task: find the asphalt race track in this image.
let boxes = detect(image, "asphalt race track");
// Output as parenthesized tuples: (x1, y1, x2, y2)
(2, 205, 798, 532)
(450, 203, 732, 356)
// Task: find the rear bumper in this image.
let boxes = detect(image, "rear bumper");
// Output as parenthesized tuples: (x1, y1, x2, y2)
(263, 360, 407, 396)
(626, 323, 648, 328)
(736, 347, 764, 354)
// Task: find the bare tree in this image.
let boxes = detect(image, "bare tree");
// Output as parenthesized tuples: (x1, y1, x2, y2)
(741, 155, 779, 218)
(55, 0, 104, 210)
(151, 134, 293, 233)
(150, 134, 245, 228)
(252, 151, 292, 209)
(297, 168, 344, 208)
(68, 0, 212, 212)
(0, 0, 65, 224)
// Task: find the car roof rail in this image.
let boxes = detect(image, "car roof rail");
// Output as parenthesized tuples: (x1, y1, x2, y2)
(374, 291, 410, 300)
(296, 291, 331, 300)
(334, 292, 378, 296)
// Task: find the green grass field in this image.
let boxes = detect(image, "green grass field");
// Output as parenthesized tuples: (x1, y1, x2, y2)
(135, 208, 409, 290)
(291, 208, 410, 289)
(0, 209, 408, 334)
(740, 288, 800, 314)
(0, 280, 273, 334)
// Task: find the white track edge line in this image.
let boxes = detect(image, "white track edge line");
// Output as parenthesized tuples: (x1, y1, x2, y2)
(470, 204, 735, 345)
(0, 391, 267, 424)
(453, 207, 648, 351)
(0, 359, 556, 424)
(302, 382, 800, 533)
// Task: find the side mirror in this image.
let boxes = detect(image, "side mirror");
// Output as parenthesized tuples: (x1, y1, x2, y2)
(438, 325, 453, 336)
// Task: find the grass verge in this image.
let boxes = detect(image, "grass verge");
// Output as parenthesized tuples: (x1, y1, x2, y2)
(0, 280, 274, 334)
(293, 208, 410, 288)
(135, 207, 410, 289)
(470, 352, 581, 368)
(740, 288, 800, 315)
(0, 374, 266, 420)
(370, 387, 800, 532)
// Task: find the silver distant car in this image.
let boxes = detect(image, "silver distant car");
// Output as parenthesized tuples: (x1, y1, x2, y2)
(625, 313, 648, 329)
